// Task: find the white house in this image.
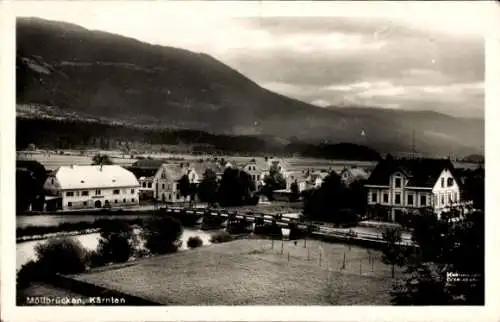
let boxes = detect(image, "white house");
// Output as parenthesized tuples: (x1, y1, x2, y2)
(43, 165, 140, 211)
(129, 159, 203, 203)
(242, 158, 269, 190)
(365, 157, 467, 222)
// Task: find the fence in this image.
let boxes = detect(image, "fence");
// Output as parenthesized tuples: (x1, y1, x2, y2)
(265, 237, 404, 279)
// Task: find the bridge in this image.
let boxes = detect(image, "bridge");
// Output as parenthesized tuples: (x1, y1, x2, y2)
(161, 206, 416, 248)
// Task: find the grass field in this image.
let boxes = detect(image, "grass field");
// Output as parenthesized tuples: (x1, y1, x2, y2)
(69, 239, 400, 305)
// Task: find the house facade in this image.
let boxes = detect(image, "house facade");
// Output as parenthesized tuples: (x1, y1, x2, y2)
(365, 157, 466, 222)
(242, 158, 269, 190)
(43, 165, 140, 211)
(129, 159, 201, 203)
(339, 167, 370, 186)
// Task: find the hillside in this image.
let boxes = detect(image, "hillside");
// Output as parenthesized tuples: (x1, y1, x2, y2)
(16, 17, 484, 157)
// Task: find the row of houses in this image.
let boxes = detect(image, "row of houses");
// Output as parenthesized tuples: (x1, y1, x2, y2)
(40, 156, 372, 211)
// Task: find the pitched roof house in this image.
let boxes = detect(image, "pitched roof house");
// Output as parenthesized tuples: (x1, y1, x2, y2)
(43, 165, 140, 210)
(365, 157, 467, 221)
(339, 167, 370, 186)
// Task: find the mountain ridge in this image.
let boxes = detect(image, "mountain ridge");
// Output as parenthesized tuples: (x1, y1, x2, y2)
(16, 17, 484, 157)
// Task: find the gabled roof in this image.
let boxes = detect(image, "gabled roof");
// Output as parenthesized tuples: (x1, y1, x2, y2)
(131, 159, 164, 169)
(163, 164, 189, 181)
(366, 158, 455, 188)
(127, 167, 158, 179)
(53, 165, 139, 190)
(266, 157, 291, 171)
(242, 158, 269, 172)
(190, 161, 225, 178)
(341, 167, 370, 180)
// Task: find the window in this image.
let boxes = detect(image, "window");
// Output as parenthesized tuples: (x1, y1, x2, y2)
(454, 192, 458, 202)
(371, 192, 377, 203)
(169, 194, 172, 200)
(395, 178, 402, 188)
(123, 199, 126, 203)
(383, 193, 389, 203)
(441, 195, 445, 205)
(83, 201, 87, 206)
(177, 193, 180, 199)
(67, 202, 72, 207)
(113, 189, 120, 195)
(441, 178, 445, 188)
(395, 193, 401, 205)
(82, 191, 89, 196)
(162, 184, 165, 189)
(407, 194, 414, 206)
(142, 182, 146, 188)
(115, 200, 118, 204)
(96, 189, 101, 195)
(51, 178, 54, 184)
(131, 189, 134, 194)
(131, 198, 135, 203)
(66, 191, 74, 197)
(148, 182, 152, 188)
(420, 195, 427, 206)
(447, 178, 454, 187)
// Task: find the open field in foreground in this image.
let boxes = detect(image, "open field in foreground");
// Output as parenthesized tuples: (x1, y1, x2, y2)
(70, 239, 401, 305)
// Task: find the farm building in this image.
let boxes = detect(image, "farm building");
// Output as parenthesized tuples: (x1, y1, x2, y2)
(43, 164, 140, 211)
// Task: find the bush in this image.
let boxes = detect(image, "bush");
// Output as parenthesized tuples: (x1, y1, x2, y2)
(17, 260, 43, 290)
(140, 216, 183, 254)
(86, 251, 107, 268)
(34, 237, 88, 276)
(95, 221, 138, 263)
(210, 231, 233, 243)
(187, 236, 203, 249)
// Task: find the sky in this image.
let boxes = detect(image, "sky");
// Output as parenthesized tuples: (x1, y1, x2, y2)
(13, 1, 492, 118)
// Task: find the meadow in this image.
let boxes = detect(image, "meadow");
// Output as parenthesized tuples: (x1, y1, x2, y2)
(69, 238, 400, 305)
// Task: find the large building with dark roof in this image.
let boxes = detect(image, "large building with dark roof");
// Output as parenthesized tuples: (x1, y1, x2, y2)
(365, 156, 469, 221)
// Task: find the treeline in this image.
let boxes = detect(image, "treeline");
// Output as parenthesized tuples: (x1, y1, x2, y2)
(16, 118, 381, 160)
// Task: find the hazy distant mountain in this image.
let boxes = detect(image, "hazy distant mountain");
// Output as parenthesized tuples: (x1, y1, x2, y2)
(16, 17, 484, 157)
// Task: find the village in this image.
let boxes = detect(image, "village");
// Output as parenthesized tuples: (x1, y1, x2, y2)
(16, 150, 482, 222)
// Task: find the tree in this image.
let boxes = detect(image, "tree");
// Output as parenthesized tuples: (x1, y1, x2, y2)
(289, 181, 300, 202)
(302, 171, 358, 226)
(95, 220, 138, 263)
(140, 216, 183, 254)
(92, 153, 113, 165)
(392, 210, 485, 305)
(34, 237, 88, 277)
(198, 168, 219, 205)
(178, 174, 196, 205)
(262, 163, 286, 200)
(381, 227, 406, 278)
(187, 236, 203, 249)
(217, 168, 256, 206)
